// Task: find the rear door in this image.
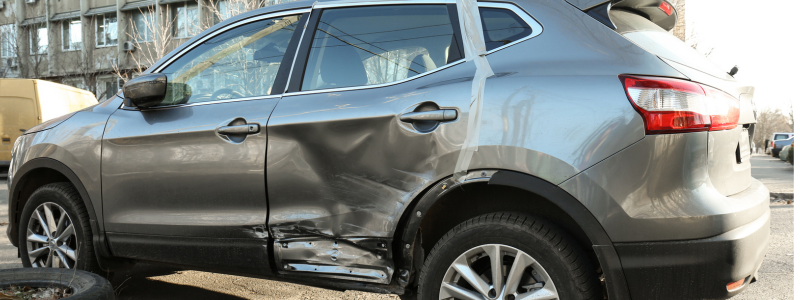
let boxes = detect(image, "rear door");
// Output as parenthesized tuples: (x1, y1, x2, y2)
(265, 3, 468, 283)
(101, 11, 305, 267)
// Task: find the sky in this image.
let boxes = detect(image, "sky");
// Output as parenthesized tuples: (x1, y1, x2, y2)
(686, 0, 799, 113)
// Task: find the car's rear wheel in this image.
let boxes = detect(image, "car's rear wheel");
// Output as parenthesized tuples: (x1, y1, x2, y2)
(18, 183, 103, 274)
(418, 213, 602, 300)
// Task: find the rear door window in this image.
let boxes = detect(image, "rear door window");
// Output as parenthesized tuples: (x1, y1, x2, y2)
(301, 5, 461, 91)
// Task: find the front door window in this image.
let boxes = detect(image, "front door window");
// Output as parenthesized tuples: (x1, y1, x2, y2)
(156, 15, 301, 106)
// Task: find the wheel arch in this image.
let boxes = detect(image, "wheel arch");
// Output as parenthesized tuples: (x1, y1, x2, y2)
(8, 158, 112, 259)
(394, 170, 631, 300)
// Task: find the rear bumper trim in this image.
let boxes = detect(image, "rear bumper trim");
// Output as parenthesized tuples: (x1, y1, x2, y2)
(615, 210, 769, 300)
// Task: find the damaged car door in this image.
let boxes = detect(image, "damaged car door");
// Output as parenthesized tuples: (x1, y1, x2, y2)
(101, 13, 304, 272)
(266, 4, 469, 283)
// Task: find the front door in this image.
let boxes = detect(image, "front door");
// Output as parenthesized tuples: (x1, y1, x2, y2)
(266, 4, 472, 283)
(102, 13, 303, 242)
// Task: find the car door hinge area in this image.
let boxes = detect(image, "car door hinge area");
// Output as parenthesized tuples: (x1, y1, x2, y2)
(274, 237, 394, 284)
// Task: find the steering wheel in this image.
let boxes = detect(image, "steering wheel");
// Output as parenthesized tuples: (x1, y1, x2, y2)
(211, 88, 245, 100)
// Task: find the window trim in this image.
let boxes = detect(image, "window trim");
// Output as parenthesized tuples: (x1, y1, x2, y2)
(121, 8, 311, 110)
(282, 1, 542, 97)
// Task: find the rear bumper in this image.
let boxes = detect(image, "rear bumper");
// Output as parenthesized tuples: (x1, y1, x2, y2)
(615, 209, 770, 300)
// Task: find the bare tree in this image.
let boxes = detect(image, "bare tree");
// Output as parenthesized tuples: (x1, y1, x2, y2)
(114, 0, 268, 83)
(205, 0, 266, 28)
(0, 5, 48, 79)
(753, 108, 793, 152)
(114, 5, 180, 83)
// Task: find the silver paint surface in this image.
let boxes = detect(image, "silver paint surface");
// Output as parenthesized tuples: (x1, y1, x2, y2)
(12, 97, 123, 233)
(560, 132, 769, 242)
(7, 0, 769, 289)
(266, 0, 685, 246)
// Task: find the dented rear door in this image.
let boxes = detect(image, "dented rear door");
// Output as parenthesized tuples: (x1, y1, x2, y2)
(265, 3, 468, 283)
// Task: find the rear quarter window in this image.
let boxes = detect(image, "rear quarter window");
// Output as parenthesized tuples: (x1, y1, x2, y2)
(480, 8, 533, 51)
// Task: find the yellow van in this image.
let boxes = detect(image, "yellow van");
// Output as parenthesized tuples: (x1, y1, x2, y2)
(0, 79, 98, 168)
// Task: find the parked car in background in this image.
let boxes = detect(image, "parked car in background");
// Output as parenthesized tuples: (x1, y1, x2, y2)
(7, 0, 768, 299)
(788, 143, 794, 165)
(771, 137, 793, 157)
(767, 132, 794, 154)
(0, 79, 97, 170)
(779, 141, 793, 161)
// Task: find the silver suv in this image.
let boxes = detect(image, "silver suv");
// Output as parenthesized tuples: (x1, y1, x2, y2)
(7, 0, 768, 299)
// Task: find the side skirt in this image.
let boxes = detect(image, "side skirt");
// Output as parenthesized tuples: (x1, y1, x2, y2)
(106, 232, 273, 276)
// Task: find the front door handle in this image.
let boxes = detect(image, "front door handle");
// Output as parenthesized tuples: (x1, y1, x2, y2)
(399, 109, 457, 123)
(218, 123, 260, 135)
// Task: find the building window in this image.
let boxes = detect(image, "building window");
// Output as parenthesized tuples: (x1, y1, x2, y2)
(172, 3, 200, 38)
(0, 24, 16, 58)
(62, 18, 82, 51)
(132, 9, 155, 42)
(29, 23, 48, 55)
(97, 78, 120, 101)
(96, 13, 118, 47)
(216, 0, 245, 22)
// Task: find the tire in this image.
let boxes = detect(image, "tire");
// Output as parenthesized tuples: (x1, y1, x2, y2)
(418, 213, 602, 300)
(0, 268, 114, 300)
(18, 183, 104, 275)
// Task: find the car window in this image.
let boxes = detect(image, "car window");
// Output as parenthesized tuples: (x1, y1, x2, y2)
(156, 15, 301, 106)
(301, 5, 460, 91)
(775, 134, 790, 140)
(480, 7, 533, 51)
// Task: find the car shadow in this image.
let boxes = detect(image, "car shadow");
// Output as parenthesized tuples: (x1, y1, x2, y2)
(112, 263, 247, 300)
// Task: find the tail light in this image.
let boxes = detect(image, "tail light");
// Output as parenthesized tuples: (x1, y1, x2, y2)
(620, 75, 740, 134)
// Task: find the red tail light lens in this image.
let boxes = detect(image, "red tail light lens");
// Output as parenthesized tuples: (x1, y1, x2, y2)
(620, 75, 740, 134)
(659, 1, 674, 16)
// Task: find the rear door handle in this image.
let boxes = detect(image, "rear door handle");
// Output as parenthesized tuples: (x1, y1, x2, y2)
(218, 124, 260, 135)
(399, 109, 457, 122)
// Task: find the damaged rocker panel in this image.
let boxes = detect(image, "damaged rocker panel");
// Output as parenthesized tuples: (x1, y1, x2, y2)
(274, 237, 394, 284)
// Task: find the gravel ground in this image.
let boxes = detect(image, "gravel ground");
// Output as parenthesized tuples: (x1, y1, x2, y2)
(0, 154, 792, 299)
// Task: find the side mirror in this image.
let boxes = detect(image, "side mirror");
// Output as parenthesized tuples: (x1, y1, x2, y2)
(122, 74, 167, 108)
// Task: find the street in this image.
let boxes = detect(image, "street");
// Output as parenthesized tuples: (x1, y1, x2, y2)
(0, 153, 792, 299)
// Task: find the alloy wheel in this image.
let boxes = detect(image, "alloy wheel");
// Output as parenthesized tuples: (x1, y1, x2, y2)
(440, 244, 559, 300)
(26, 202, 78, 268)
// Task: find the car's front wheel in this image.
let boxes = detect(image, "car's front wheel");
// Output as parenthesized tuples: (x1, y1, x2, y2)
(418, 213, 602, 300)
(18, 183, 102, 274)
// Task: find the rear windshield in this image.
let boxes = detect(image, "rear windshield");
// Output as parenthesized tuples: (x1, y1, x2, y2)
(609, 10, 732, 80)
(775, 134, 791, 140)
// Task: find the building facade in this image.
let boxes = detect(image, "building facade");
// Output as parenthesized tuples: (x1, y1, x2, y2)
(0, 0, 288, 100)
